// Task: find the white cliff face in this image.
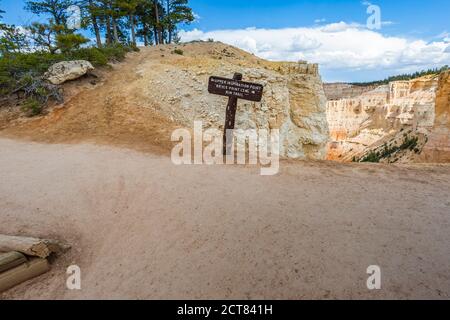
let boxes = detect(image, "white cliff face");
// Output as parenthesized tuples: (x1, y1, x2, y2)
(421, 71, 450, 162)
(133, 43, 329, 160)
(325, 75, 446, 163)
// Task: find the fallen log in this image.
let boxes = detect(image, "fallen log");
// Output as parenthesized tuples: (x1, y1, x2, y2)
(0, 252, 27, 273)
(0, 235, 70, 259)
(0, 258, 50, 293)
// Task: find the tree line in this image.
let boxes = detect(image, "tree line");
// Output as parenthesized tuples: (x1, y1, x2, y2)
(351, 65, 450, 87)
(1, 0, 195, 55)
(0, 0, 194, 115)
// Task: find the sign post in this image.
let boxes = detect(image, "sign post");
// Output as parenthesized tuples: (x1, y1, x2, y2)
(208, 73, 264, 155)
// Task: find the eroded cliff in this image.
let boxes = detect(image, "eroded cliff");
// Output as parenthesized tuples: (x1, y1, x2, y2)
(131, 42, 329, 159)
(326, 72, 450, 163)
(420, 71, 450, 162)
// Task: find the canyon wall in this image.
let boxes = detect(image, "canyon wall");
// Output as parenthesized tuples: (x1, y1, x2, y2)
(420, 71, 450, 162)
(326, 73, 449, 163)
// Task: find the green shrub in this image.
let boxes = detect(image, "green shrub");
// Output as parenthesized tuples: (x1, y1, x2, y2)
(101, 45, 130, 61)
(130, 44, 140, 52)
(172, 48, 184, 55)
(360, 152, 380, 163)
(21, 97, 43, 116)
(0, 44, 134, 116)
(0, 45, 133, 90)
(56, 34, 90, 54)
(359, 135, 421, 163)
(69, 48, 109, 66)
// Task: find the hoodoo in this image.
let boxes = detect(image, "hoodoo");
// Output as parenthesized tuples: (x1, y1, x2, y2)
(325, 71, 450, 163)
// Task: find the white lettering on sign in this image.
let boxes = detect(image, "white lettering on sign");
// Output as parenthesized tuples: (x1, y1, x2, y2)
(208, 76, 263, 102)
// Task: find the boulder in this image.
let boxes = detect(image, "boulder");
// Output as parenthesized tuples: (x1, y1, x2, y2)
(44, 60, 94, 85)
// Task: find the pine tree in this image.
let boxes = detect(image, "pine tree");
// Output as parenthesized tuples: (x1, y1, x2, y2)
(0, 5, 4, 20)
(163, 0, 193, 44)
(25, 0, 90, 54)
(153, 0, 165, 44)
(27, 22, 59, 53)
(114, 0, 140, 46)
(135, 0, 157, 46)
(0, 4, 30, 55)
(0, 0, 6, 31)
(25, 0, 75, 32)
(19, 0, 194, 50)
(79, 0, 103, 48)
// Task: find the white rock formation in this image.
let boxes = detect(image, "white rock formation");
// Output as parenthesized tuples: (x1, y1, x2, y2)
(134, 43, 329, 160)
(325, 74, 449, 163)
(421, 71, 450, 162)
(44, 60, 94, 85)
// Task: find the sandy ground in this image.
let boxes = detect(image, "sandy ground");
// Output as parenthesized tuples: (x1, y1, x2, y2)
(0, 44, 449, 299)
(1, 137, 449, 300)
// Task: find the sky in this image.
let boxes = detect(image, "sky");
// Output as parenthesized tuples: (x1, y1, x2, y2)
(1, 0, 450, 82)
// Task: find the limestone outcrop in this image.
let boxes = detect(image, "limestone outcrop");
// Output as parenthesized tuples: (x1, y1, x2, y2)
(326, 73, 450, 163)
(136, 42, 329, 160)
(44, 60, 94, 85)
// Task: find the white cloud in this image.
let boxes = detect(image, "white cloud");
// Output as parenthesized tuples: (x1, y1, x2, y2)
(381, 21, 395, 26)
(320, 21, 362, 32)
(179, 22, 450, 81)
(436, 31, 450, 42)
(193, 12, 201, 22)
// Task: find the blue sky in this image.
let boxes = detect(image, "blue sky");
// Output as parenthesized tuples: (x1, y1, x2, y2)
(1, 0, 450, 82)
(189, 0, 449, 38)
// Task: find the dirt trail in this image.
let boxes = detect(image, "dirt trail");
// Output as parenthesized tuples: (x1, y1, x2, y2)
(1, 138, 449, 299)
(0, 45, 449, 299)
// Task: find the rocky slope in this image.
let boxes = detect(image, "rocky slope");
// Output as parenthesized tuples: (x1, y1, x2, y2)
(138, 43, 328, 159)
(326, 72, 450, 163)
(0, 42, 329, 160)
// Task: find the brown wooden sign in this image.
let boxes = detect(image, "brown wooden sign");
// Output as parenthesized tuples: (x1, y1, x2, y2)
(208, 73, 264, 155)
(208, 76, 264, 102)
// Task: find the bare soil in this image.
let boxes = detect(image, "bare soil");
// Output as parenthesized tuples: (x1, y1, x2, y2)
(0, 138, 449, 299)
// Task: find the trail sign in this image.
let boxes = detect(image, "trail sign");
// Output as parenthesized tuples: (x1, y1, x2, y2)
(208, 76, 264, 102)
(208, 73, 264, 155)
